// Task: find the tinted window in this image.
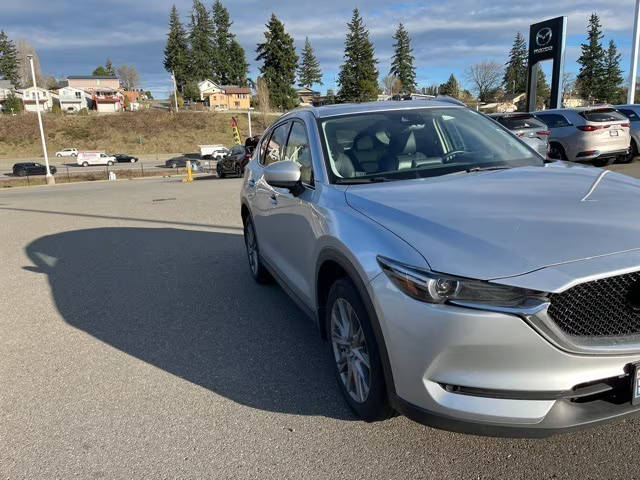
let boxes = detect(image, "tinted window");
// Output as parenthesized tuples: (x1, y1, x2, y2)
(285, 122, 313, 185)
(617, 109, 640, 121)
(535, 114, 572, 128)
(580, 108, 626, 122)
(496, 115, 545, 130)
(320, 107, 542, 182)
(261, 122, 291, 166)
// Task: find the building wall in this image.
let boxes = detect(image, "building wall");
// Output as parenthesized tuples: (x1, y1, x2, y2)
(21, 87, 52, 111)
(205, 92, 250, 110)
(68, 78, 120, 90)
(96, 102, 118, 113)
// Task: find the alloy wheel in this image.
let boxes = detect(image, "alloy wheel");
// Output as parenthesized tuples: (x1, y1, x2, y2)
(330, 297, 371, 403)
(245, 221, 259, 275)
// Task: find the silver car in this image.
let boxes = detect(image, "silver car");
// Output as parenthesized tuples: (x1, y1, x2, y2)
(240, 100, 640, 437)
(488, 112, 550, 157)
(614, 104, 640, 161)
(535, 107, 630, 166)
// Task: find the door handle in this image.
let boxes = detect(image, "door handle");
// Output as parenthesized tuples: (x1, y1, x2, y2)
(270, 193, 278, 204)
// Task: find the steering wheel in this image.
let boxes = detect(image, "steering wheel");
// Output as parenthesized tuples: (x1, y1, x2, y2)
(442, 150, 466, 164)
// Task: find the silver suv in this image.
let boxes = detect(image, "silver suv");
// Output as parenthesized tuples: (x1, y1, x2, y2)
(535, 107, 630, 166)
(240, 100, 640, 437)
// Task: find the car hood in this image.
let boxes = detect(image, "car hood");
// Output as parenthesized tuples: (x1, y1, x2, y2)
(345, 163, 640, 280)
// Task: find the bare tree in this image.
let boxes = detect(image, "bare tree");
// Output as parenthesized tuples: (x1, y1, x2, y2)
(465, 61, 503, 102)
(117, 64, 140, 90)
(562, 72, 576, 95)
(16, 40, 43, 88)
(380, 75, 401, 95)
(256, 76, 271, 128)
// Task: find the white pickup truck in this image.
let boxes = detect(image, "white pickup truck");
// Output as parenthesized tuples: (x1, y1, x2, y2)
(199, 145, 229, 159)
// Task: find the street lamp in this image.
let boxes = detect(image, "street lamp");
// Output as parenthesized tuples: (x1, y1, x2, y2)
(247, 107, 254, 137)
(28, 54, 54, 185)
(629, 0, 640, 104)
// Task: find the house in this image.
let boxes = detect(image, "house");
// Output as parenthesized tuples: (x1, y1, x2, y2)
(198, 79, 251, 110)
(0, 80, 15, 113)
(19, 86, 53, 112)
(57, 86, 91, 112)
(67, 75, 120, 91)
(91, 87, 124, 113)
(296, 87, 320, 106)
(479, 93, 527, 113)
(563, 96, 590, 108)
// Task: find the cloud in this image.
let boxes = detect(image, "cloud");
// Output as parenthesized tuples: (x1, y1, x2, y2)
(2, 0, 639, 97)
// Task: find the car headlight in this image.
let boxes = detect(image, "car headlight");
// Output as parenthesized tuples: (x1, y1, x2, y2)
(377, 256, 542, 308)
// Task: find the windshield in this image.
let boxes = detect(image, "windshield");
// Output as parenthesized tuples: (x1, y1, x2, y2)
(320, 107, 543, 183)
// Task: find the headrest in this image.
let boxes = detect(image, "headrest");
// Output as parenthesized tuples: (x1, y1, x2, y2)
(392, 131, 416, 155)
(355, 135, 374, 151)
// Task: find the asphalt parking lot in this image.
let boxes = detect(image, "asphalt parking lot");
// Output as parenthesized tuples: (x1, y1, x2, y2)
(3, 172, 640, 479)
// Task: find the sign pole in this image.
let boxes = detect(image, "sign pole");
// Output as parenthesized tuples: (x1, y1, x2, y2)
(628, 0, 640, 104)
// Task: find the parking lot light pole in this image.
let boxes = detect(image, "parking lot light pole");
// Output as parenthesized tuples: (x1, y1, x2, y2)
(28, 55, 54, 185)
(248, 107, 254, 138)
(629, 0, 640, 104)
(171, 71, 179, 112)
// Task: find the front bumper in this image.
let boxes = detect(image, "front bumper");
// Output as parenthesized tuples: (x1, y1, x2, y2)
(369, 273, 640, 437)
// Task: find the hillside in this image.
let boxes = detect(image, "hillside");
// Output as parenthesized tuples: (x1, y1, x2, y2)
(0, 110, 279, 158)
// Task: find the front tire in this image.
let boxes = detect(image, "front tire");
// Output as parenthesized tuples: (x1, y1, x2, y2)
(107, 161, 114, 166)
(243, 217, 272, 283)
(130, 158, 136, 163)
(326, 278, 393, 422)
(82, 161, 89, 167)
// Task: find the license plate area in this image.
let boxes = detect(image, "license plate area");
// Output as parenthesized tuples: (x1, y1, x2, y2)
(610, 129, 619, 136)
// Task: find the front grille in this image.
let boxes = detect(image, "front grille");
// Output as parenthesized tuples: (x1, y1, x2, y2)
(547, 271, 640, 337)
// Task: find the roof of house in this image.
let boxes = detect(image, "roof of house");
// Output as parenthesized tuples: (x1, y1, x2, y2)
(224, 87, 250, 94)
(67, 75, 119, 80)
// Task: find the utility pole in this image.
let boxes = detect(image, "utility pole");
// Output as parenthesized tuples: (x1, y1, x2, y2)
(171, 71, 179, 112)
(247, 107, 254, 138)
(629, 0, 640, 104)
(28, 55, 54, 185)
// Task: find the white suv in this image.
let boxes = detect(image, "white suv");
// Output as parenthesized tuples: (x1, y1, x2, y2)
(535, 107, 630, 166)
(55, 148, 78, 158)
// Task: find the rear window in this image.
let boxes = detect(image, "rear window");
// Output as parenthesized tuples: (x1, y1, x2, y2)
(496, 115, 546, 130)
(535, 113, 572, 129)
(580, 109, 626, 123)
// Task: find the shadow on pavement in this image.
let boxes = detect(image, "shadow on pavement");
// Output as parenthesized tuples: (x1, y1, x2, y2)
(24, 227, 352, 420)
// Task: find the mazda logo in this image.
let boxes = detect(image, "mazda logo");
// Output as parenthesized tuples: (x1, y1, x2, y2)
(536, 27, 553, 47)
(627, 282, 640, 313)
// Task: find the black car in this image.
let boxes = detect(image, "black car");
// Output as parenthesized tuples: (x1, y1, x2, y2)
(12, 162, 57, 177)
(165, 157, 201, 168)
(216, 136, 260, 178)
(112, 153, 138, 163)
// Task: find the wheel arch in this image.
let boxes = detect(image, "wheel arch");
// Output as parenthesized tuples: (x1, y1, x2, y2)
(315, 247, 397, 399)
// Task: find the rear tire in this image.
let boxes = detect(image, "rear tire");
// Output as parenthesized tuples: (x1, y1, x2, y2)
(326, 278, 393, 422)
(243, 217, 272, 283)
(82, 161, 89, 167)
(548, 143, 567, 161)
(16, 170, 26, 177)
(217, 164, 226, 178)
(130, 158, 136, 163)
(107, 161, 114, 166)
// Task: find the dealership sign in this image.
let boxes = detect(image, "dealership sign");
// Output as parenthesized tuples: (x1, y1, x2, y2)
(527, 16, 567, 111)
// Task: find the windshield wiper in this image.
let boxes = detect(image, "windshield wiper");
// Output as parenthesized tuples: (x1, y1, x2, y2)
(334, 176, 392, 184)
(464, 166, 512, 173)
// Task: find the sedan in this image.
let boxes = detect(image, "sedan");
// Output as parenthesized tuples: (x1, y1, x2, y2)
(241, 100, 640, 437)
(165, 157, 201, 168)
(112, 153, 139, 163)
(55, 148, 77, 158)
(13, 162, 57, 176)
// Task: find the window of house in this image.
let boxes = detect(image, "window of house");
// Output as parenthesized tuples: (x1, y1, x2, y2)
(75, 92, 81, 99)
(234, 101, 240, 107)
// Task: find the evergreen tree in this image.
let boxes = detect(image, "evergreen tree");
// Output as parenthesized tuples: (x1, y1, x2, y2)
(389, 23, 416, 93)
(337, 8, 379, 103)
(0, 31, 20, 87)
(503, 32, 527, 94)
(228, 39, 249, 87)
(92, 66, 108, 76)
(577, 13, 605, 101)
(535, 69, 550, 109)
(297, 37, 323, 88)
(256, 14, 299, 110)
(439, 74, 460, 98)
(164, 5, 190, 89)
(105, 58, 115, 75)
(600, 39, 623, 103)
(188, 0, 215, 81)
(211, 0, 231, 84)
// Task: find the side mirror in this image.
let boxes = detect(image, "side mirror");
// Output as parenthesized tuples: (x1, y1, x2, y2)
(264, 161, 301, 190)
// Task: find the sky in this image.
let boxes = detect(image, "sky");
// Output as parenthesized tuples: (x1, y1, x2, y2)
(2, 0, 639, 98)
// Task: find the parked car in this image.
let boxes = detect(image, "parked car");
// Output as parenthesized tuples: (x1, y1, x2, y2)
(241, 100, 640, 436)
(111, 153, 139, 163)
(535, 107, 630, 166)
(217, 137, 260, 178)
(165, 157, 201, 168)
(13, 162, 57, 176)
(614, 104, 640, 161)
(199, 144, 229, 159)
(488, 113, 549, 157)
(77, 151, 116, 167)
(55, 148, 78, 158)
